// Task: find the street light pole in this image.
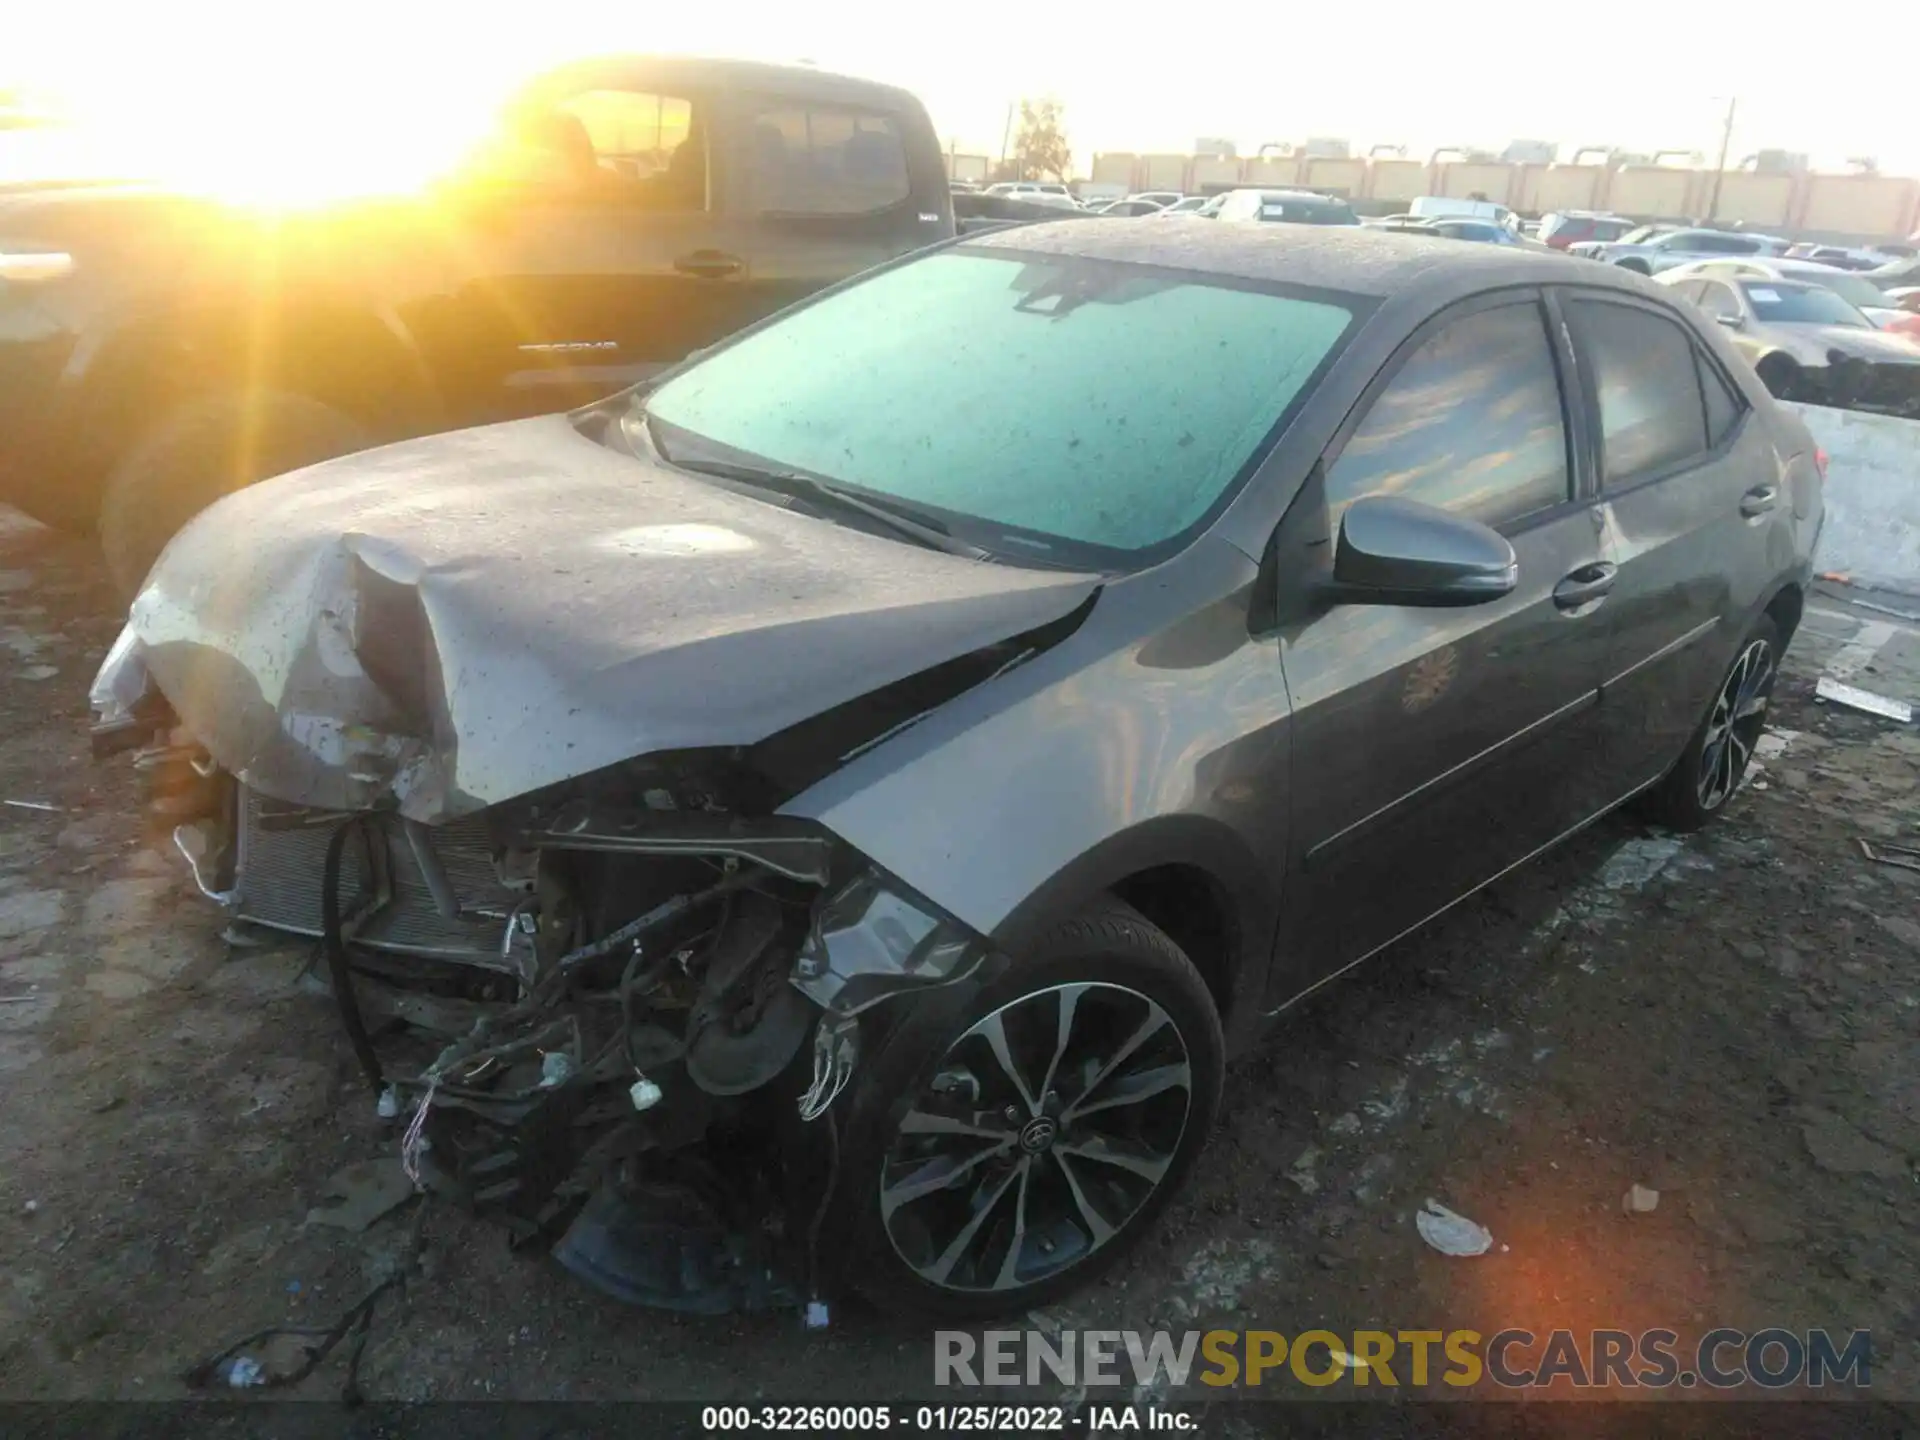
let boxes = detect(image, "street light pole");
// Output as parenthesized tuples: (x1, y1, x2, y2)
(1707, 96, 1737, 222)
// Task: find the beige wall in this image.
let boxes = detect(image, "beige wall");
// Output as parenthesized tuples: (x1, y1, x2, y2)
(1607, 166, 1693, 218)
(1803, 177, 1920, 237)
(1524, 165, 1605, 214)
(1299, 157, 1365, 197)
(1707, 172, 1793, 228)
(1140, 153, 1190, 190)
(1369, 159, 1425, 202)
(1436, 163, 1515, 203)
(1090, 153, 1137, 187)
(1190, 157, 1241, 191)
(1241, 157, 1298, 188)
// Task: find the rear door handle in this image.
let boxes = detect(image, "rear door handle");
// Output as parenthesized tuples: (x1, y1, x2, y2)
(674, 251, 744, 279)
(1553, 561, 1617, 611)
(1740, 484, 1779, 517)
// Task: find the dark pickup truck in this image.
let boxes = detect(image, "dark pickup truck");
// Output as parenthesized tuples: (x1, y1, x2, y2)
(0, 55, 953, 591)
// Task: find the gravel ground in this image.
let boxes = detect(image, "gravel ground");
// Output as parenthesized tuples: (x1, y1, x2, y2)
(2, 509, 1918, 1419)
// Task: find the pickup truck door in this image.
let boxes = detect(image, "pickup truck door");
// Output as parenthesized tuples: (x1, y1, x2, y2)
(408, 69, 764, 421)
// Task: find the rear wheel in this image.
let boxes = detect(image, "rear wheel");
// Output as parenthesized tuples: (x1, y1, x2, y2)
(1639, 614, 1779, 831)
(98, 390, 370, 599)
(839, 900, 1224, 1320)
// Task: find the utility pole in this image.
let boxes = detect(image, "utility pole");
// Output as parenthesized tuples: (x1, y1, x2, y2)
(1707, 96, 1737, 222)
(1000, 102, 1015, 178)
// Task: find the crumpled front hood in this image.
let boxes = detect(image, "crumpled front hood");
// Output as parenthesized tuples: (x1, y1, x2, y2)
(120, 414, 1098, 821)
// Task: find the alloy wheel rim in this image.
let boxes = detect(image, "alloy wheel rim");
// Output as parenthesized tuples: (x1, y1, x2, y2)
(1697, 638, 1774, 811)
(879, 982, 1192, 1295)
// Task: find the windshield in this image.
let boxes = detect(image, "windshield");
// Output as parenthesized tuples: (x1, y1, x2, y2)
(1795, 271, 1893, 310)
(643, 249, 1359, 563)
(1741, 282, 1871, 327)
(1261, 200, 1357, 224)
(1618, 226, 1663, 244)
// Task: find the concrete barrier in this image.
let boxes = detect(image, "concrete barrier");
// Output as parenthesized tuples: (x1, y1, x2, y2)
(1791, 403, 1920, 595)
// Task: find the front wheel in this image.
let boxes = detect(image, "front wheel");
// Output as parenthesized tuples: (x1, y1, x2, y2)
(1639, 615, 1779, 831)
(98, 390, 370, 599)
(838, 901, 1224, 1320)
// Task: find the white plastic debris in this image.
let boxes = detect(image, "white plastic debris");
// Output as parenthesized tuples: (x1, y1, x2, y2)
(1814, 677, 1912, 724)
(226, 1355, 265, 1388)
(376, 1086, 401, 1120)
(23, 1199, 39, 1216)
(804, 1300, 831, 1330)
(1415, 1198, 1494, 1257)
(539, 1051, 574, 1089)
(629, 1076, 664, 1112)
(1622, 1184, 1661, 1214)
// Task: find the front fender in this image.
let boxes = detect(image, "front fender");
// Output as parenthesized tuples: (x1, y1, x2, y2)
(783, 537, 1290, 1039)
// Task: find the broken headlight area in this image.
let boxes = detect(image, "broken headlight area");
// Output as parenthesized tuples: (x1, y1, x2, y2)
(155, 761, 989, 1315)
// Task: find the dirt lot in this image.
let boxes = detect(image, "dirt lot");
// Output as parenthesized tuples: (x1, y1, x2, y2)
(2, 508, 1918, 1418)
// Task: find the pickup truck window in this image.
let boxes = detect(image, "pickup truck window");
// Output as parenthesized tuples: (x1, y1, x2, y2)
(547, 88, 708, 209)
(748, 102, 910, 215)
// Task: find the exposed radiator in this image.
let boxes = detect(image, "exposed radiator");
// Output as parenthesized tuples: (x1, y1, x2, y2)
(233, 788, 524, 966)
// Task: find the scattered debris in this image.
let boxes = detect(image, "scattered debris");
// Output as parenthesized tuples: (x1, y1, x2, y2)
(19, 665, 57, 682)
(1597, 836, 1684, 892)
(23, 1198, 39, 1215)
(1285, 1146, 1321, 1195)
(804, 1300, 831, 1330)
(629, 1075, 664, 1112)
(225, 1356, 266, 1389)
(2, 799, 59, 813)
(1622, 1184, 1661, 1214)
(1415, 1198, 1493, 1257)
(375, 1086, 401, 1120)
(1859, 839, 1920, 875)
(1813, 677, 1913, 724)
(304, 1158, 415, 1233)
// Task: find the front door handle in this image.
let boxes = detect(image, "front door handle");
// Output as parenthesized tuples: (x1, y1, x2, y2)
(1553, 561, 1617, 611)
(1740, 484, 1779, 518)
(674, 250, 744, 279)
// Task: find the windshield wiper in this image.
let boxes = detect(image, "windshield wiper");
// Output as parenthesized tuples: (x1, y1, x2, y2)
(650, 432, 990, 561)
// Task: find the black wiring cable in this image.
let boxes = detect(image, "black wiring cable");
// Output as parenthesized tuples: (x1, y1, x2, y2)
(183, 1197, 429, 1402)
(804, 1108, 840, 1311)
(321, 816, 386, 1096)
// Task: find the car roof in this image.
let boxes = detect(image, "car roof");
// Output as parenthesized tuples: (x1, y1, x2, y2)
(1233, 188, 1344, 201)
(528, 54, 925, 110)
(1689, 257, 1856, 280)
(966, 218, 1630, 298)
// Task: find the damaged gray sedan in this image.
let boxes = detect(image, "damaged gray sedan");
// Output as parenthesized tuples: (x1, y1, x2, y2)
(90, 222, 1820, 1319)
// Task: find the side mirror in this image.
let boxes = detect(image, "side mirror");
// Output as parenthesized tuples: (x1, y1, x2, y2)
(1715, 312, 1744, 328)
(1328, 495, 1518, 608)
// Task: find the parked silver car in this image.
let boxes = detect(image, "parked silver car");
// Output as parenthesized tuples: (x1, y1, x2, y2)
(1661, 257, 1912, 329)
(1572, 225, 1784, 273)
(1659, 269, 1920, 414)
(92, 224, 1822, 1319)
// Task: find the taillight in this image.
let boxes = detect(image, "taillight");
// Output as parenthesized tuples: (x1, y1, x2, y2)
(1814, 447, 1829, 481)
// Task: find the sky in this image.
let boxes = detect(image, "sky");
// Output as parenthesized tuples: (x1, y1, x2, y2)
(7, 0, 1914, 182)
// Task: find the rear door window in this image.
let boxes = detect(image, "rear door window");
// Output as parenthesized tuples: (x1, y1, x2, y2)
(1569, 299, 1711, 484)
(1327, 299, 1571, 529)
(554, 89, 707, 209)
(746, 101, 911, 214)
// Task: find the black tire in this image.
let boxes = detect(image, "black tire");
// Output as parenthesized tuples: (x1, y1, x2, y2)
(837, 899, 1224, 1321)
(1638, 614, 1781, 832)
(98, 391, 370, 599)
